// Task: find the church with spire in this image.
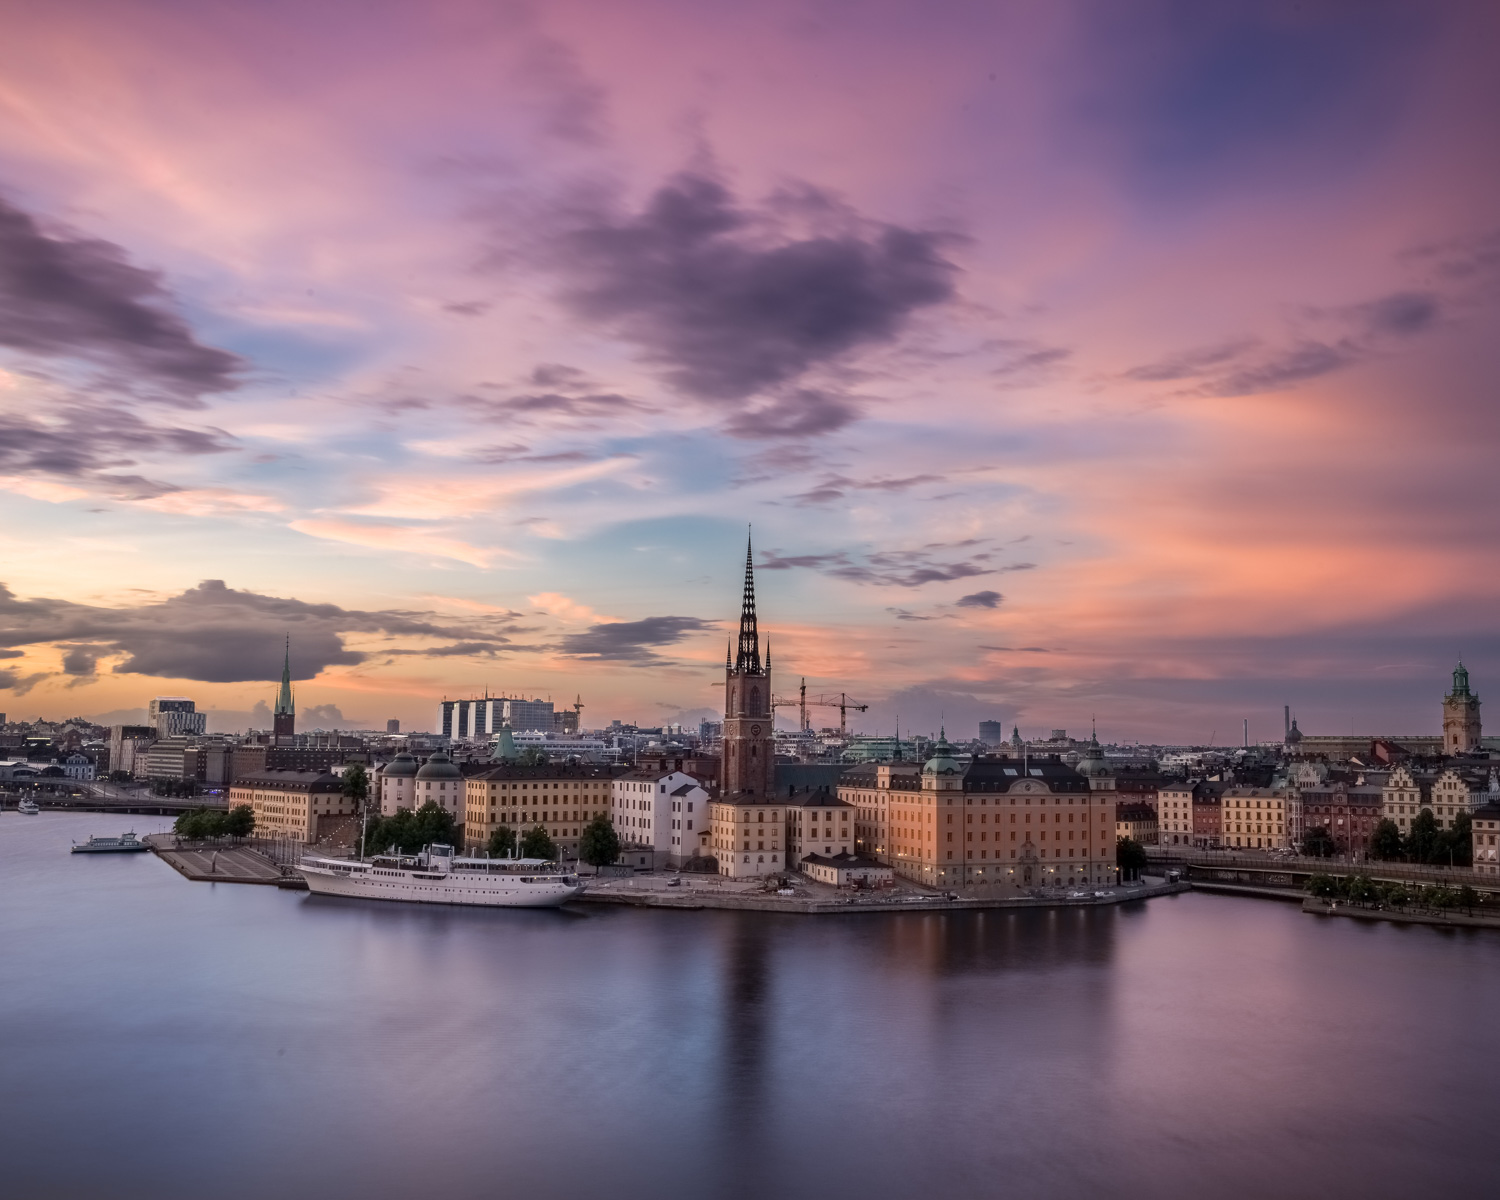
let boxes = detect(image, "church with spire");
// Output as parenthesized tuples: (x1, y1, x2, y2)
(708, 536, 787, 877)
(273, 636, 296, 745)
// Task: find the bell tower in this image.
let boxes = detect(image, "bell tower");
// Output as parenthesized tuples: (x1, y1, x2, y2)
(1443, 661, 1482, 755)
(273, 636, 296, 746)
(722, 536, 774, 797)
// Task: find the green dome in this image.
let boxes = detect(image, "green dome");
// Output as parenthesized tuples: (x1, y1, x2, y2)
(415, 749, 462, 781)
(923, 730, 962, 776)
(493, 724, 518, 761)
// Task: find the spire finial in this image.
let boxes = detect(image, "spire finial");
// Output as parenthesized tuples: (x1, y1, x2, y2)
(274, 634, 295, 716)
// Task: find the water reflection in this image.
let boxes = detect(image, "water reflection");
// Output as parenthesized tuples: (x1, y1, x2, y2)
(4, 814, 1500, 1200)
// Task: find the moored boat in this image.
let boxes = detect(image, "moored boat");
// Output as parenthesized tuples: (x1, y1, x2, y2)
(17, 799, 40, 815)
(298, 843, 584, 908)
(71, 832, 150, 854)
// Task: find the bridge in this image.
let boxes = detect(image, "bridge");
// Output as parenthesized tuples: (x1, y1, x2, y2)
(1147, 847, 1500, 900)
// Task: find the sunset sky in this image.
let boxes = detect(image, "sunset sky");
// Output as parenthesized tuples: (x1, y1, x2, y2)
(1, 0, 1497, 741)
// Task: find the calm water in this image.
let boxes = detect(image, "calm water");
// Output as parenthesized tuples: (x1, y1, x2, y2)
(4, 812, 1498, 1200)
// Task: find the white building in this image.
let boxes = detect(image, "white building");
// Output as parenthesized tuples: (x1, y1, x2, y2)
(377, 751, 420, 815)
(611, 766, 710, 865)
(62, 754, 96, 781)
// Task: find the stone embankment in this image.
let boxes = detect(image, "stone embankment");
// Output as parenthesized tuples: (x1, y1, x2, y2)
(577, 876, 1187, 914)
(1302, 897, 1500, 930)
(146, 834, 304, 888)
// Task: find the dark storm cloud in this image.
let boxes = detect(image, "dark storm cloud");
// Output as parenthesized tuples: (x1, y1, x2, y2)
(0, 404, 234, 491)
(555, 172, 957, 401)
(558, 616, 716, 663)
(723, 389, 861, 439)
(0, 194, 242, 399)
(0, 580, 523, 686)
(957, 590, 1003, 609)
(758, 545, 996, 589)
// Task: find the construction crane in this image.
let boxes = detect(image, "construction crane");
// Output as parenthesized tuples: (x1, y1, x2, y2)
(772, 677, 870, 736)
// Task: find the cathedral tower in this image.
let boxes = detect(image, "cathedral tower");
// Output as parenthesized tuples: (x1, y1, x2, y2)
(273, 636, 296, 745)
(1443, 661, 1481, 755)
(722, 536, 774, 797)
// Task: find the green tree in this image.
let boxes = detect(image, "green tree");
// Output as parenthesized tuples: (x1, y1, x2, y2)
(517, 747, 549, 767)
(487, 825, 517, 857)
(1407, 809, 1441, 864)
(1116, 836, 1148, 881)
(342, 763, 369, 807)
(1458, 884, 1479, 914)
(520, 825, 557, 860)
(1307, 872, 1339, 899)
(108, 770, 131, 783)
(1346, 874, 1377, 903)
(579, 812, 620, 867)
(1301, 826, 1337, 858)
(174, 807, 228, 839)
(364, 802, 458, 855)
(1384, 882, 1411, 907)
(1440, 811, 1473, 868)
(224, 804, 256, 839)
(1369, 819, 1403, 861)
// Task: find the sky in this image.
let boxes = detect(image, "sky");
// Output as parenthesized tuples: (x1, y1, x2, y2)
(1, 0, 1498, 742)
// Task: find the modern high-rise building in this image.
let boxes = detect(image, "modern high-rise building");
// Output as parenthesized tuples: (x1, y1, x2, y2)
(149, 697, 205, 738)
(440, 696, 556, 739)
(978, 720, 1005, 746)
(386, 719, 400, 734)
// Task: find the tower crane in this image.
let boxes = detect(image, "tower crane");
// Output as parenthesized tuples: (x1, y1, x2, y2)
(772, 677, 870, 736)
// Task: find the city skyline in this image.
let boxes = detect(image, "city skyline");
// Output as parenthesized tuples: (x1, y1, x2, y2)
(1, 2, 1498, 739)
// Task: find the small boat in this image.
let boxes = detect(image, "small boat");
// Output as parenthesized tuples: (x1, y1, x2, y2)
(17, 799, 40, 815)
(71, 832, 149, 854)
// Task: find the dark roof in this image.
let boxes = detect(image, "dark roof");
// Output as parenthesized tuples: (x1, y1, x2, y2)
(788, 789, 851, 809)
(235, 770, 342, 791)
(1116, 802, 1157, 820)
(801, 852, 889, 868)
(472, 764, 617, 781)
(964, 757, 1090, 794)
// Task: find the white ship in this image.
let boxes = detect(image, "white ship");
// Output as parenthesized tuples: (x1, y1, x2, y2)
(297, 843, 584, 908)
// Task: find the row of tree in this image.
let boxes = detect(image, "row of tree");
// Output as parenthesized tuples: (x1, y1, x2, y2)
(355, 800, 627, 867)
(1307, 872, 1482, 913)
(173, 805, 255, 840)
(1368, 810, 1473, 866)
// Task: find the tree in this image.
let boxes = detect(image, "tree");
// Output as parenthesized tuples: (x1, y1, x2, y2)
(579, 813, 620, 867)
(224, 804, 256, 839)
(1302, 826, 1337, 858)
(487, 825, 516, 857)
(1441, 811, 1473, 868)
(1346, 875, 1377, 904)
(1407, 809, 1442, 864)
(342, 763, 369, 807)
(108, 770, 131, 783)
(1116, 836, 1148, 881)
(1458, 885, 1479, 914)
(517, 747, 549, 767)
(1307, 873, 1340, 899)
(364, 802, 458, 855)
(174, 807, 228, 839)
(1369, 819, 1404, 861)
(520, 824, 557, 860)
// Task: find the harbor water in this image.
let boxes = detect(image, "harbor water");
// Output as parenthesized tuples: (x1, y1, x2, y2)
(4, 811, 1498, 1200)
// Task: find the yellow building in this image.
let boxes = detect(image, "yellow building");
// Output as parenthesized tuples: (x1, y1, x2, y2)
(1219, 787, 1288, 849)
(838, 761, 918, 860)
(1157, 782, 1196, 846)
(786, 788, 855, 868)
(1115, 802, 1158, 845)
(709, 797, 786, 878)
(882, 737, 1117, 892)
(463, 764, 616, 859)
(227, 770, 350, 844)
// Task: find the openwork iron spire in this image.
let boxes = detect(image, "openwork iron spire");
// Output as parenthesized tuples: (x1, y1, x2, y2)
(735, 533, 762, 674)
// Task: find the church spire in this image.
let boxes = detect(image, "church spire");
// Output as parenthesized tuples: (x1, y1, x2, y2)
(735, 532, 762, 674)
(274, 635, 295, 716)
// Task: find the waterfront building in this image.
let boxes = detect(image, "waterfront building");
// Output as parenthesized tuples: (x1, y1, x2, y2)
(228, 770, 349, 843)
(1157, 781, 1198, 846)
(710, 538, 782, 878)
(108, 724, 156, 778)
(377, 751, 420, 815)
(1443, 661, 1482, 755)
(1299, 782, 1382, 857)
(785, 786, 855, 868)
(1192, 786, 1223, 848)
(62, 753, 96, 781)
(413, 749, 464, 822)
(463, 763, 615, 857)
(273, 638, 295, 745)
(1219, 788, 1288, 849)
(1115, 801, 1158, 845)
(1473, 802, 1500, 876)
(611, 763, 710, 864)
(838, 760, 917, 859)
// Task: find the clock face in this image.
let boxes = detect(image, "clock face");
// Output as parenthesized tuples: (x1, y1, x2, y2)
(751, 724, 762, 736)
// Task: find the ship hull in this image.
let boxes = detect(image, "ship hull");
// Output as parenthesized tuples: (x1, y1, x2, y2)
(71, 843, 149, 854)
(299, 862, 580, 908)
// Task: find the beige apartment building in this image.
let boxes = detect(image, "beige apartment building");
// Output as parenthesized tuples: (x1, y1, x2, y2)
(838, 761, 918, 859)
(1472, 802, 1500, 875)
(228, 770, 349, 844)
(1219, 787, 1288, 849)
(785, 787, 855, 868)
(1115, 802, 1158, 845)
(709, 797, 787, 877)
(1381, 765, 1494, 832)
(463, 764, 615, 858)
(1157, 782, 1196, 846)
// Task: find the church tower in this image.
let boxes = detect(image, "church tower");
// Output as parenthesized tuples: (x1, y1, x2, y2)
(722, 536, 774, 797)
(1443, 661, 1481, 755)
(273, 636, 296, 745)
